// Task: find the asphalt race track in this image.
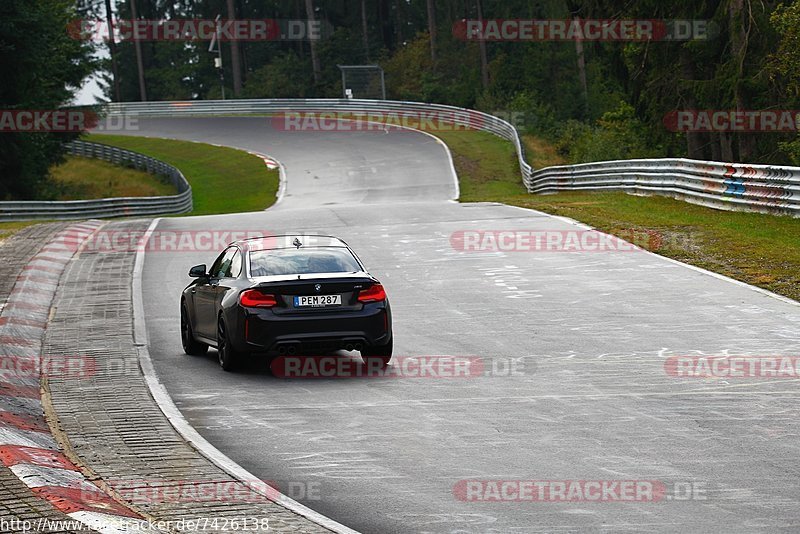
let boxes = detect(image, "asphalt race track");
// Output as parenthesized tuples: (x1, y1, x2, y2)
(119, 117, 800, 533)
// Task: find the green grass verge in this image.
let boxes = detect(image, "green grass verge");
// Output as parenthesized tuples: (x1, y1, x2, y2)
(434, 129, 800, 303)
(1, 134, 278, 241)
(86, 134, 280, 216)
(0, 221, 42, 242)
(51, 156, 177, 200)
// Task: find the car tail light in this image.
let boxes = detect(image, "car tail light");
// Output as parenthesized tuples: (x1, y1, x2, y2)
(358, 284, 386, 303)
(240, 289, 278, 308)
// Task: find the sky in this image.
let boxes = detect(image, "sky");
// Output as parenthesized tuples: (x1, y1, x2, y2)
(73, 0, 113, 105)
(75, 75, 105, 105)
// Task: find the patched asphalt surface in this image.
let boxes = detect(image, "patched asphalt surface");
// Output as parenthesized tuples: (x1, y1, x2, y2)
(119, 117, 800, 533)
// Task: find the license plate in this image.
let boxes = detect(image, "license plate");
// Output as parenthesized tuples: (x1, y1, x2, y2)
(294, 294, 342, 307)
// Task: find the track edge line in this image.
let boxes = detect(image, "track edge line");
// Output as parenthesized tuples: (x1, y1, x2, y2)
(132, 218, 359, 534)
(499, 203, 800, 308)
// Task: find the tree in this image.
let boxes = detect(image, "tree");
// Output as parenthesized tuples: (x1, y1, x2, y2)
(0, 0, 94, 199)
(769, 0, 800, 95)
(769, 0, 800, 163)
(426, 0, 437, 62)
(226, 0, 242, 96)
(87, 0, 793, 164)
(128, 0, 147, 100)
(304, 0, 321, 84)
(361, 0, 370, 60)
(104, 0, 121, 101)
(475, 0, 488, 90)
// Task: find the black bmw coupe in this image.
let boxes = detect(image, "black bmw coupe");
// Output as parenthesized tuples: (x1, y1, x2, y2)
(180, 235, 393, 371)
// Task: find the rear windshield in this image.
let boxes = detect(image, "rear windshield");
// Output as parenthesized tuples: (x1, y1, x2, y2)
(249, 248, 362, 276)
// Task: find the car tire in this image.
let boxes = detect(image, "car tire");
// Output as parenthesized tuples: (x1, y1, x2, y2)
(361, 338, 393, 368)
(181, 304, 208, 356)
(217, 317, 243, 372)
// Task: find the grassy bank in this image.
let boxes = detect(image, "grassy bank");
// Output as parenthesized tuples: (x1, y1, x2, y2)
(2, 153, 172, 241)
(0, 221, 41, 243)
(1, 135, 280, 241)
(434, 129, 800, 303)
(51, 156, 176, 200)
(87, 134, 280, 216)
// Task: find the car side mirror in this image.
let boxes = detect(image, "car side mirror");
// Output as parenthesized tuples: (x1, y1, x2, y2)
(189, 264, 207, 278)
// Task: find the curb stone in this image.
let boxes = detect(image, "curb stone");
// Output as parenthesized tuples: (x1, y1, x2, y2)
(0, 221, 168, 533)
(43, 219, 337, 533)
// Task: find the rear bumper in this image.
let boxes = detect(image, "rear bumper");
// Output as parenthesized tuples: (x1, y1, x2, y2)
(234, 302, 392, 354)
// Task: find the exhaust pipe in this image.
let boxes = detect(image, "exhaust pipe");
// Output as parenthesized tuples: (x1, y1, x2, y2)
(345, 344, 354, 351)
(354, 343, 363, 352)
(287, 345, 297, 355)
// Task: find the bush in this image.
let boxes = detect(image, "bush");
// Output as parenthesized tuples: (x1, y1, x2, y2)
(506, 91, 558, 136)
(241, 52, 312, 99)
(554, 102, 665, 163)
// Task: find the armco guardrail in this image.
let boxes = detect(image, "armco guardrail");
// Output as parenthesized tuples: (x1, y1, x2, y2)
(526, 158, 800, 216)
(105, 99, 800, 217)
(0, 140, 192, 222)
(106, 97, 533, 184)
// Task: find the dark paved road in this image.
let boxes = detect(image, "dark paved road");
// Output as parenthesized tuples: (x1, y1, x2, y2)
(121, 117, 800, 533)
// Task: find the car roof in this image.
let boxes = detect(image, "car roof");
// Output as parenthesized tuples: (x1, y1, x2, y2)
(236, 235, 349, 252)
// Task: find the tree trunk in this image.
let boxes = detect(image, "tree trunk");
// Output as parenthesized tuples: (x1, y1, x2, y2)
(426, 0, 437, 62)
(729, 0, 755, 161)
(226, 0, 242, 96)
(573, 15, 588, 117)
(719, 132, 734, 162)
(104, 0, 121, 102)
(710, 134, 722, 161)
(394, 0, 403, 45)
(304, 0, 321, 84)
(361, 0, 370, 60)
(129, 0, 147, 101)
(294, 0, 305, 58)
(476, 0, 489, 90)
(377, 0, 393, 51)
(679, 48, 704, 159)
